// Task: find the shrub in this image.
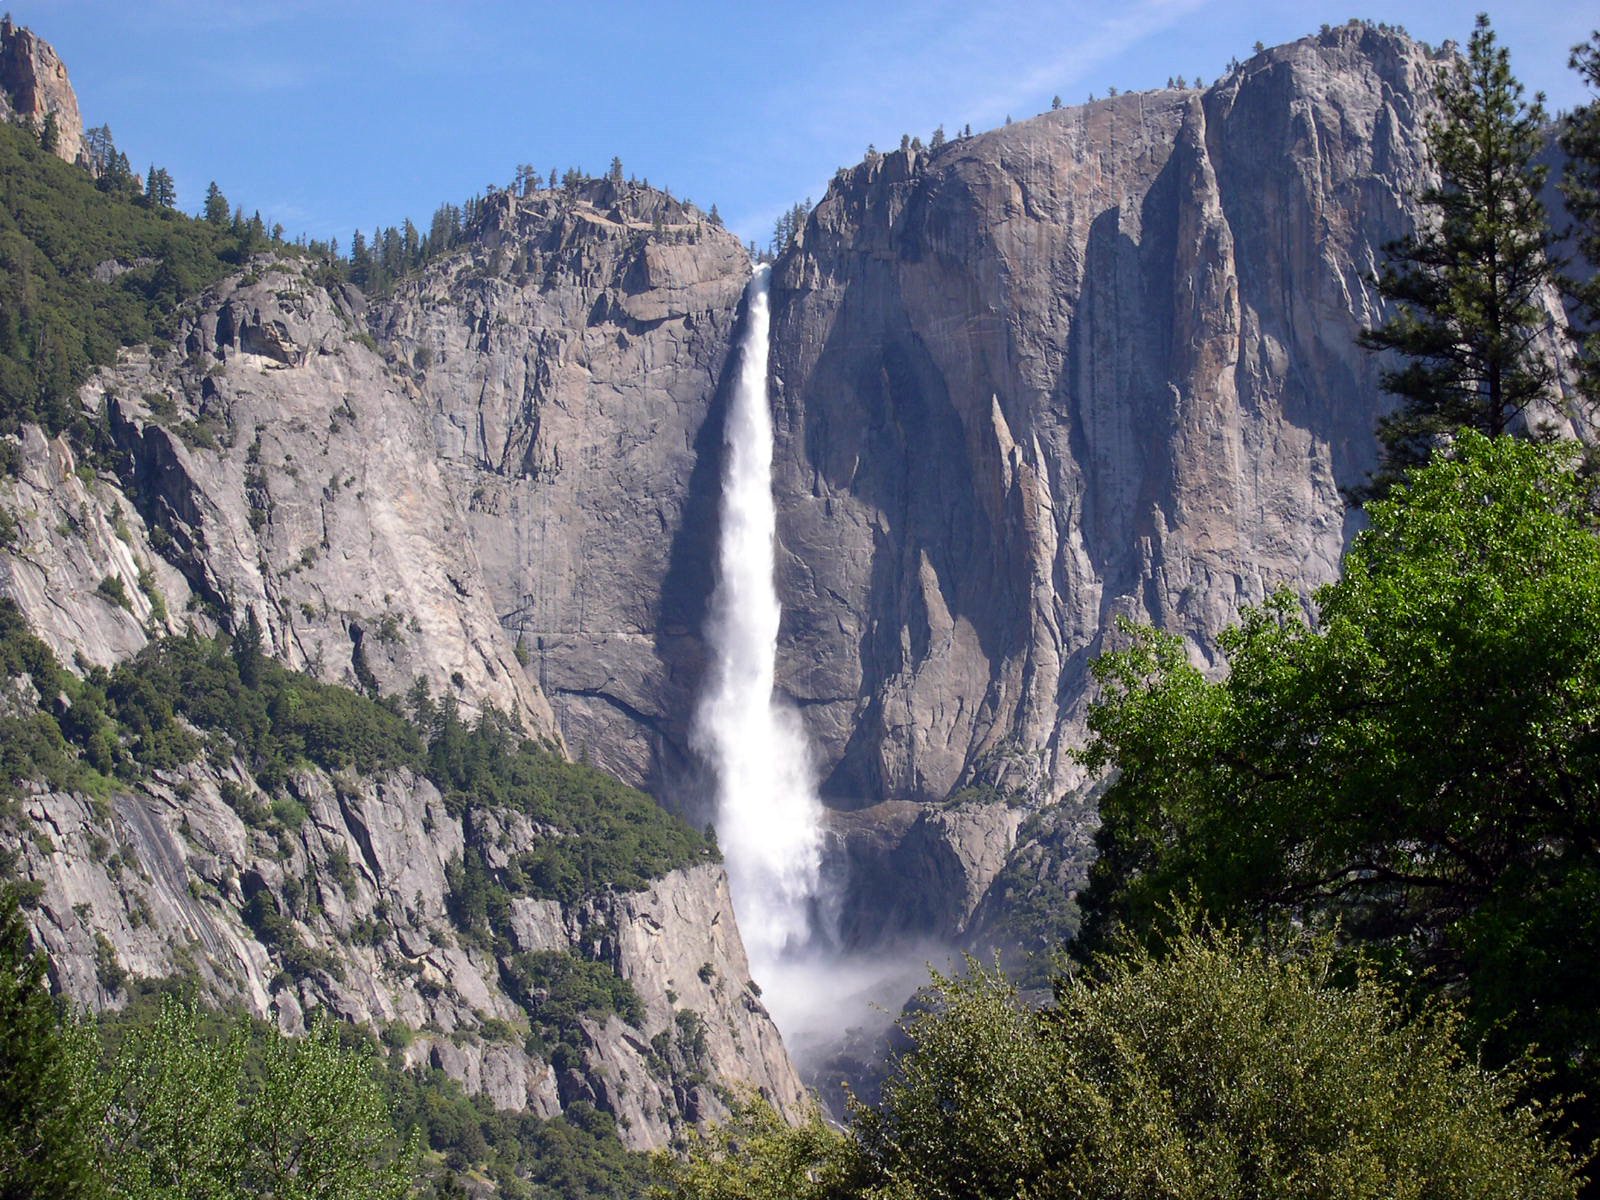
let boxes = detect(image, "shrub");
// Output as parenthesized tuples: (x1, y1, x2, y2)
(850, 925, 1582, 1200)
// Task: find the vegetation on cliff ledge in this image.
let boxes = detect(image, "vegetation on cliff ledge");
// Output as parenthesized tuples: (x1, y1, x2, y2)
(0, 604, 713, 898)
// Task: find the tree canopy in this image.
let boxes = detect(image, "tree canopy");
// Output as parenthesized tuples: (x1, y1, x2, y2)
(0, 888, 103, 1199)
(1076, 432, 1600, 1132)
(658, 924, 1583, 1200)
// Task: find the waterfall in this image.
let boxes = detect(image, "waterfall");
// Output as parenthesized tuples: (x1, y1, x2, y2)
(693, 264, 822, 978)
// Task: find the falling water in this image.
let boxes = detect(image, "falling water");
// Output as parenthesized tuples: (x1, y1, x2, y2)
(693, 264, 823, 979)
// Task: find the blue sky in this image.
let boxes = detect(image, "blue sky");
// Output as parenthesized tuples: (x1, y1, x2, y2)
(12, 2, 1595, 249)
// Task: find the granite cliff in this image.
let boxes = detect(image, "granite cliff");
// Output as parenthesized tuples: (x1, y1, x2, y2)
(0, 33, 804, 1146)
(3, 18, 1583, 1127)
(766, 24, 1578, 940)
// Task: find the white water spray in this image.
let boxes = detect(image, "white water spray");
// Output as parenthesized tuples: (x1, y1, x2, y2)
(693, 264, 823, 978)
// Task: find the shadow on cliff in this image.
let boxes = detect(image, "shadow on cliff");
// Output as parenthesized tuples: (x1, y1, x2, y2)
(651, 284, 746, 832)
(770, 258, 1031, 808)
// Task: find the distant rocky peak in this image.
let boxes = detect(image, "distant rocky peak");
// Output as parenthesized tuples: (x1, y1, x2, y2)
(456, 177, 717, 256)
(0, 16, 85, 166)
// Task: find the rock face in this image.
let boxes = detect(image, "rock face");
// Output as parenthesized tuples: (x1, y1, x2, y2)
(0, 16, 85, 165)
(10, 184, 750, 770)
(0, 133, 800, 1133)
(377, 183, 750, 793)
(14, 763, 806, 1148)
(765, 24, 1571, 822)
(84, 261, 558, 734)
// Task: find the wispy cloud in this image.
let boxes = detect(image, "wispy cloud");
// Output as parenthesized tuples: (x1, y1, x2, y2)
(963, 0, 1210, 126)
(720, 0, 1207, 243)
(197, 56, 317, 94)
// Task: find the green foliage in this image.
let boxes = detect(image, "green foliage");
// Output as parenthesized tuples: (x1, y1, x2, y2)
(98, 994, 414, 1200)
(1359, 14, 1557, 484)
(844, 927, 1581, 1200)
(650, 1096, 855, 1200)
(202, 182, 229, 227)
(143, 167, 175, 211)
(501, 950, 645, 1059)
(1562, 32, 1600, 400)
(1078, 433, 1600, 1136)
(0, 886, 105, 1199)
(114, 629, 420, 786)
(95, 574, 131, 611)
(0, 120, 246, 439)
(417, 692, 715, 904)
(88, 978, 650, 1199)
(0, 597, 113, 797)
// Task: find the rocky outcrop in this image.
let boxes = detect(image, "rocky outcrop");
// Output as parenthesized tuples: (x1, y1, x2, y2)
(0, 426, 194, 669)
(13, 762, 806, 1148)
(49, 259, 557, 733)
(0, 16, 85, 164)
(0, 169, 805, 1139)
(17, 180, 754, 791)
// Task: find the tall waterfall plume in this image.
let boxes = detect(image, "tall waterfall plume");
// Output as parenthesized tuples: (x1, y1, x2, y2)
(693, 264, 823, 977)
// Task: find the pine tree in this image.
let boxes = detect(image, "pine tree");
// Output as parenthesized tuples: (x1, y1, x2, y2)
(1358, 13, 1557, 481)
(82, 124, 112, 172)
(232, 608, 263, 689)
(37, 111, 58, 153)
(144, 165, 175, 209)
(1560, 32, 1600, 399)
(203, 181, 229, 226)
(1051, 95, 1062, 110)
(0, 887, 102, 1198)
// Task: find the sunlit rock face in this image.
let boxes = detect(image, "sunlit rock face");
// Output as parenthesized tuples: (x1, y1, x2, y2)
(767, 24, 1524, 814)
(0, 16, 86, 165)
(379, 182, 752, 794)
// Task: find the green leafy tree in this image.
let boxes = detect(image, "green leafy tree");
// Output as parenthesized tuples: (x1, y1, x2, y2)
(102, 997, 245, 1200)
(1077, 433, 1600, 1139)
(845, 927, 1581, 1200)
(101, 996, 415, 1200)
(0, 887, 104, 1200)
(38, 111, 58, 153)
(1359, 14, 1557, 482)
(239, 1019, 415, 1200)
(1561, 31, 1600, 399)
